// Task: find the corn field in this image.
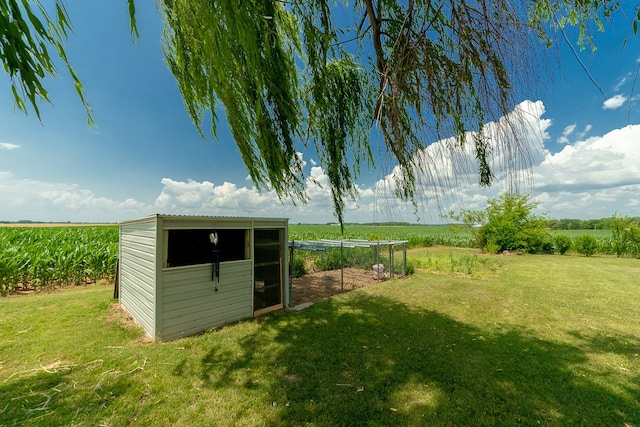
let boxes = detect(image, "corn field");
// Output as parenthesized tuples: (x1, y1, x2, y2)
(0, 226, 119, 295)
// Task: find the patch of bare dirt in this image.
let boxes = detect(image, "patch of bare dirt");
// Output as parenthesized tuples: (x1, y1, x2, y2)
(289, 267, 389, 307)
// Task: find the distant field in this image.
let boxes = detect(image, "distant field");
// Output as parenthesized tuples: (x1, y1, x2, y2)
(552, 229, 612, 238)
(0, 224, 624, 295)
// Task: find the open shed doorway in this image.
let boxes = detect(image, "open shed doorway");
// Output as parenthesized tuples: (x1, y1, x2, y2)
(253, 229, 284, 315)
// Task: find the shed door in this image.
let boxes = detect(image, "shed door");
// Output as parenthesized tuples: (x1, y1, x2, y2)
(253, 229, 283, 315)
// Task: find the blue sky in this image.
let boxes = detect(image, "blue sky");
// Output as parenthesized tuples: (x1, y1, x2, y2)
(1, 1, 639, 224)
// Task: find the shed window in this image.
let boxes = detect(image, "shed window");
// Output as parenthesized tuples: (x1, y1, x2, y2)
(166, 229, 248, 267)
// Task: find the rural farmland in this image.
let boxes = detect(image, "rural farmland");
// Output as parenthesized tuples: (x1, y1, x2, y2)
(0, 223, 621, 295)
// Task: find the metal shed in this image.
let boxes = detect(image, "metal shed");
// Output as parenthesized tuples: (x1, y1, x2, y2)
(118, 214, 289, 341)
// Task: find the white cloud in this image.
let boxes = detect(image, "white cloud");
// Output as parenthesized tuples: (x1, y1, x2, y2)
(603, 94, 627, 110)
(0, 172, 149, 222)
(117, 107, 640, 223)
(531, 124, 640, 218)
(557, 123, 576, 144)
(0, 142, 20, 150)
(577, 124, 592, 139)
(3, 100, 640, 224)
(614, 73, 631, 92)
(374, 100, 640, 221)
(154, 172, 375, 224)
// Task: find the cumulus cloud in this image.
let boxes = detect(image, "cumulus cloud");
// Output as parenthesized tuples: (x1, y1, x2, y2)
(531, 124, 640, 217)
(0, 142, 20, 150)
(4, 99, 640, 224)
(577, 124, 592, 139)
(159, 99, 640, 224)
(372, 100, 640, 220)
(614, 73, 631, 92)
(557, 123, 576, 144)
(534, 126, 640, 192)
(602, 94, 627, 110)
(0, 172, 149, 222)
(154, 172, 378, 224)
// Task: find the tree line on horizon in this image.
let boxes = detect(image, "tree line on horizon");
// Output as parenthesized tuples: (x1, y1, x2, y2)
(310, 216, 638, 230)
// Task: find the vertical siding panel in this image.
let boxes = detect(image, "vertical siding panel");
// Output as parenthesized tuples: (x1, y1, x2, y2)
(155, 216, 163, 340)
(119, 216, 157, 339)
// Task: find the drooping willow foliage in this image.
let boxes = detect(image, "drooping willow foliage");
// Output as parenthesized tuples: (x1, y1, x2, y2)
(157, 0, 627, 224)
(1, 0, 630, 224)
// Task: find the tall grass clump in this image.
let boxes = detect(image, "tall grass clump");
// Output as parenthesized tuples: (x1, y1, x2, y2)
(409, 249, 502, 275)
(315, 247, 375, 271)
(291, 255, 308, 278)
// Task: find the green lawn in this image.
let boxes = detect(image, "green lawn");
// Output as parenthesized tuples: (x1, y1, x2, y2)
(1, 249, 639, 426)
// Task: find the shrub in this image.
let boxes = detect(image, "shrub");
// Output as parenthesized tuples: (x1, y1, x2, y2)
(316, 247, 374, 271)
(554, 234, 572, 255)
(449, 193, 551, 254)
(484, 239, 501, 255)
(573, 234, 599, 257)
(403, 259, 415, 275)
(291, 256, 307, 278)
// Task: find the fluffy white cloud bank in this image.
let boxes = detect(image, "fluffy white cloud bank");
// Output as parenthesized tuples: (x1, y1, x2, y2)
(532, 124, 640, 218)
(0, 172, 149, 222)
(152, 100, 565, 224)
(3, 99, 640, 223)
(153, 170, 386, 224)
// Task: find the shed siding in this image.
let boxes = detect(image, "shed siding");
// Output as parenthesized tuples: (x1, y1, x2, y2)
(119, 215, 288, 341)
(160, 260, 253, 340)
(119, 218, 157, 338)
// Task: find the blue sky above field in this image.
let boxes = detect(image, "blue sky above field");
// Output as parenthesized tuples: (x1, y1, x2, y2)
(1, 1, 640, 224)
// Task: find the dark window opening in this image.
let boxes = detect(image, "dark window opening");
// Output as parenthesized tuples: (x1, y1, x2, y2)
(167, 229, 247, 267)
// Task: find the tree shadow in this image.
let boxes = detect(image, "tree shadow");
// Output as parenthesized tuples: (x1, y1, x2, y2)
(188, 293, 639, 425)
(0, 368, 135, 426)
(567, 330, 640, 358)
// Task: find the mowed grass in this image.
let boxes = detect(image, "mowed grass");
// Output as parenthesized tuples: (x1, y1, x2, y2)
(1, 249, 639, 426)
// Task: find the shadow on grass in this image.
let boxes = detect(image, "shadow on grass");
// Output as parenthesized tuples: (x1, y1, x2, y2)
(192, 293, 639, 425)
(0, 368, 134, 426)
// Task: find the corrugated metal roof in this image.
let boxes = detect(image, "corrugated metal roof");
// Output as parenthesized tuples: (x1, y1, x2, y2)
(120, 214, 289, 225)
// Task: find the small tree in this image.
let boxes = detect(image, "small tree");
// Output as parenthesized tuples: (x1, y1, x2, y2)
(448, 193, 551, 254)
(478, 193, 550, 254)
(610, 214, 640, 258)
(573, 234, 599, 257)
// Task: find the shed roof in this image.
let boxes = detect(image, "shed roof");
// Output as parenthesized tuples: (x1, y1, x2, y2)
(120, 214, 289, 226)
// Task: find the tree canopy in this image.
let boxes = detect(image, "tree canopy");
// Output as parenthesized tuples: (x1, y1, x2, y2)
(1, 0, 631, 224)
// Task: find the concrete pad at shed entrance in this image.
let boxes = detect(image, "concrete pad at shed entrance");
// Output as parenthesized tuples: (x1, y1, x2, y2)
(290, 302, 314, 312)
